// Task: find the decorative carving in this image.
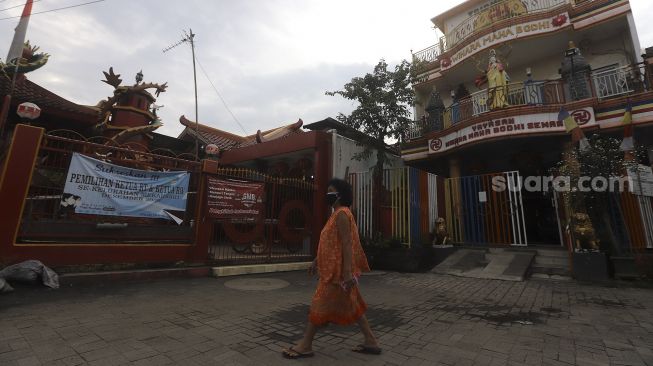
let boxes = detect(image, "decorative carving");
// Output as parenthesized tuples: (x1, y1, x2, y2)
(1, 41, 49, 75)
(101, 67, 122, 88)
(94, 67, 168, 144)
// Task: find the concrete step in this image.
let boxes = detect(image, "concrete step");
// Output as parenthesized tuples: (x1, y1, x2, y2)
(534, 255, 569, 266)
(531, 273, 573, 281)
(488, 247, 537, 254)
(59, 266, 212, 286)
(488, 247, 508, 254)
(434, 248, 534, 281)
(535, 248, 568, 257)
(531, 263, 570, 276)
(212, 262, 312, 277)
(432, 249, 485, 274)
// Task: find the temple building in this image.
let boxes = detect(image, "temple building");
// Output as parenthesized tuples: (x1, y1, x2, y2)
(404, 0, 653, 250)
(0, 55, 395, 268)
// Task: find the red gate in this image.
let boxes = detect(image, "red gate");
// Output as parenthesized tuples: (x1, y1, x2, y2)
(207, 168, 315, 265)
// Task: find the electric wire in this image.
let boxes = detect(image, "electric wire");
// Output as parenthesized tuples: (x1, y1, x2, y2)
(0, 0, 43, 12)
(195, 54, 248, 135)
(0, 0, 106, 20)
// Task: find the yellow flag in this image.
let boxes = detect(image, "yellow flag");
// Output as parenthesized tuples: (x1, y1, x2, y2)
(622, 105, 632, 125)
(558, 108, 577, 133)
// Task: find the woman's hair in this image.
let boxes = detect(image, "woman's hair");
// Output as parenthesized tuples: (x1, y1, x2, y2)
(327, 178, 353, 207)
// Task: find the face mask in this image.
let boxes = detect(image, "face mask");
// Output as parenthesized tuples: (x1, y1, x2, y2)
(326, 192, 339, 206)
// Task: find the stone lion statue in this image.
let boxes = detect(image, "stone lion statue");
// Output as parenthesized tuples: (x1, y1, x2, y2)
(432, 217, 450, 246)
(572, 212, 599, 251)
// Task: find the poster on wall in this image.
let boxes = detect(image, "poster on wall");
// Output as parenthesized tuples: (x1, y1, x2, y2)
(206, 177, 264, 219)
(62, 153, 190, 223)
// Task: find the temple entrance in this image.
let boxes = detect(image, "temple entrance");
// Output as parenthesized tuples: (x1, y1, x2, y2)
(521, 189, 564, 245)
(444, 171, 528, 246)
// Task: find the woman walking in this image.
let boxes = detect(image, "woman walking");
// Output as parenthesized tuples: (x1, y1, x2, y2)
(282, 178, 381, 359)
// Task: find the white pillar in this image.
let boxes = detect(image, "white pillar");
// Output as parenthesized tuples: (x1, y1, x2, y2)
(627, 12, 643, 64)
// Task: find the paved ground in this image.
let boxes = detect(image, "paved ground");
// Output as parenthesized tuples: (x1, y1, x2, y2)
(0, 271, 652, 366)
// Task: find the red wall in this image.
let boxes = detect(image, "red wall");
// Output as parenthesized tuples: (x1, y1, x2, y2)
(0, 126, 332, 267)
(0, 124, 206, 267)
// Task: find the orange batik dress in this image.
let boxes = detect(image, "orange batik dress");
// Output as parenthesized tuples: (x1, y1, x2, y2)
(309, 207, 371, 326)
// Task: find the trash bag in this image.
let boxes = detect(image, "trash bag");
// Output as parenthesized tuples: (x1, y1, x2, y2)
(0, 260, 59, 289)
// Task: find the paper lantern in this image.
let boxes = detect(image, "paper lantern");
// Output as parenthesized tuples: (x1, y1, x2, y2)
(205, 144, 220, 156)
(16, 102, 41, 120)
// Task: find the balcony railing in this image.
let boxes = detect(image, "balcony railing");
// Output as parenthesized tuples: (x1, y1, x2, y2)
(443, 80, 565, 128)
(413, 44, 442, 64)
(407, 80, 566, 140)
(413, 0, 568, 70)
(407, 63, 651, 140)
(407, 118, 430, 140)
(592, 64, 646, 100)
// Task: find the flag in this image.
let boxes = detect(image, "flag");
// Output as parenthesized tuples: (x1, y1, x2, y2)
(579, 136, 590, 152)
(560, 106, 590, 151)
(558, 107, 577, 133)
(6, 0, 33, 64)
(570, 124, 590, 151)
(620, 104, 634, 152)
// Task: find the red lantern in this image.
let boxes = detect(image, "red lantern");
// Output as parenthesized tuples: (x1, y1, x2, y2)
(16, 102, 41, 120)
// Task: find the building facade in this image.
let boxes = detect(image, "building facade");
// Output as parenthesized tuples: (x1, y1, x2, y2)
(404, 0, 653, 249)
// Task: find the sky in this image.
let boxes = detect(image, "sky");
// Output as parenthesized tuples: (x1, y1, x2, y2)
(1, 0, 653, 138)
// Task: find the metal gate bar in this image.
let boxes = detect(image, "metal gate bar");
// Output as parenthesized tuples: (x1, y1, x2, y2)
(445, 171, 527, 246)
(638, 196, 653, 249)
(208, 171, 315, 265)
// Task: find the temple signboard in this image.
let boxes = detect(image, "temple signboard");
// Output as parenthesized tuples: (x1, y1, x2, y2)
(441, 12, 570, 70)
(443, 0, 568, 49)
(428, 107, 596, 154)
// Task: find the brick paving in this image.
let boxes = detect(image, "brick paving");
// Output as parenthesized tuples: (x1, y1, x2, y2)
(0, 271, 652, 365)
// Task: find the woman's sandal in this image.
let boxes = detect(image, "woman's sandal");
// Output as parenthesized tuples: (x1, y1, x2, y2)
(352, 344, 382, 355)
(282, 346, 315, 359)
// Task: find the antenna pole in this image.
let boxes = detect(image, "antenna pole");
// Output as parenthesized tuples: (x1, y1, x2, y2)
(189, 29, 199, 162)
(163, 29, 200, 161)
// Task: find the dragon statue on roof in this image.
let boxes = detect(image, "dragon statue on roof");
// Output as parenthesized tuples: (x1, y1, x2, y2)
(0, 41, 49, 76)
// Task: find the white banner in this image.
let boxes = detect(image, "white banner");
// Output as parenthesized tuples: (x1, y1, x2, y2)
(62, 153, 191, 222)
(429, 107, 596, 154)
